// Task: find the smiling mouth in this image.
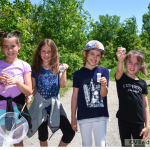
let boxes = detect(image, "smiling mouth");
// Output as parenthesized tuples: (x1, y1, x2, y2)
(130, 69, 134, 71)
(8, 53, 14, 56)
(91, 60, 96, 63)
(44, 57, 49, 59)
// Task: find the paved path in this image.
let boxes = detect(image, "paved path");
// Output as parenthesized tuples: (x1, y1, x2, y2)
(23, 81, 150, 147)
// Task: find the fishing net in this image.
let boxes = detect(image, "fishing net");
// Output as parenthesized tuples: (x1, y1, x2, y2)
(0, 112, 28, 147)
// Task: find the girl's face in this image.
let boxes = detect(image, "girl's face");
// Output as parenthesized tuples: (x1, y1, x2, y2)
(125, 55, 141, 77)
(2, 38, 20, 62)
(40, 45, 52, 64)
(84, 50, 102, 68)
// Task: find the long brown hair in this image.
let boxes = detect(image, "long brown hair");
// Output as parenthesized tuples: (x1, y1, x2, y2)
(125, 50, 147, 76)
(32, 39, 59, 76)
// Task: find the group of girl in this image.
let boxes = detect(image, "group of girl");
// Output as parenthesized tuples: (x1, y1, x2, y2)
(0, 30, 149, 147)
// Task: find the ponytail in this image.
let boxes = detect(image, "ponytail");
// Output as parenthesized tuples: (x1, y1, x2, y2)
(139, 62, 147, 77)
(13, 30, 21, 37)
(0, 31, 5, 38)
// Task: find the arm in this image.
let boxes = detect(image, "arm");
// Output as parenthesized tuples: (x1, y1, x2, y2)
(139, 94, 149, 140)
(26, 77, 37, 104)
(71, 87, 79, 132)
(31, 77, 36, 96)
(116, 47, 126, 80)
(59, 63, 68, 88)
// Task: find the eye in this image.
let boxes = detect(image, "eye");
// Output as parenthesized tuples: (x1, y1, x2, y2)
(3, 46, 7, 48)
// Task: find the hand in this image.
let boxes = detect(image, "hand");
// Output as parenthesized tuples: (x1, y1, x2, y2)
(71, 117, 78, 132)
(100, 77, 107, 87)
(116, 47, 126, 62)
(25, 95, 33, 104)
(0, 75, 7, 84)
(139, 127, 149, 140)
(2, 74, 19, 85)
(62, 63, 69, 71)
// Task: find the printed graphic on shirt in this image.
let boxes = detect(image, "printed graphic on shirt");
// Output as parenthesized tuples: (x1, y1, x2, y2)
(38, 72, 58, 99)
(83, 78, 104, 108)
(123, 84, 142, 93)
(0, 67, 22, 91)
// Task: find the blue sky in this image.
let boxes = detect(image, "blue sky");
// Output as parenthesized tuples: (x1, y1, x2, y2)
(9, 0, 150, 34)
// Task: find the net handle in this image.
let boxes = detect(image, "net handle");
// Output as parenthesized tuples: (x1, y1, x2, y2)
(21, 103, 27, 113)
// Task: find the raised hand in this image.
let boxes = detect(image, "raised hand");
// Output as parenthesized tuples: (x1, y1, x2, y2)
(62, 63, 69, 71)
(116, 47, 126, 62)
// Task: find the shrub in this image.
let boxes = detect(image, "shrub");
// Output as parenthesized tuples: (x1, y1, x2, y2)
(60, 53, 83, 79)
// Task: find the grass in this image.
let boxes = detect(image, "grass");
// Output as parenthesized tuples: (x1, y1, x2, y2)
(59, 79, 73, 97)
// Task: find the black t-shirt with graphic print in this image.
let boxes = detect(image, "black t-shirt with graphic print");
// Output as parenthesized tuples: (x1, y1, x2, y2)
(115, 73, 148, 124)
(73, 66, 109, 121)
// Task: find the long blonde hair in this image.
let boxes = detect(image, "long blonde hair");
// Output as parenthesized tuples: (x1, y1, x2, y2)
(125, 50, 147, 76)
(32, 39, 59, 76)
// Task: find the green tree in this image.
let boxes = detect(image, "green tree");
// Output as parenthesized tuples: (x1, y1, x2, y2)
(0, 0, 91, 78)
(35, 0, 91, 54)
(89, 14, 120, 47)
(115, 16, 138, 51)
(140, 3, 150, 49)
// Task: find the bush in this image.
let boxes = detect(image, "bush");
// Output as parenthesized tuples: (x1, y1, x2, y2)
(60, 53, 83, 79)
(0, 48, 5, 60)
(18, 43, 36, 65)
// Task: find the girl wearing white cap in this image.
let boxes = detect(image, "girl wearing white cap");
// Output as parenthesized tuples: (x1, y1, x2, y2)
(71, 40, 109, 147)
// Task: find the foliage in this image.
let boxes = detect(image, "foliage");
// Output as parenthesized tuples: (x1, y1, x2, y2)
(0, 0, 90, 79)
(147, 84, 150, 108)
(140, 3, 150, 49)
(89, 12, 150, 69)
(59, 52, 83, 79)
(89, 14, 121, 47)
(0, 0, 150, 79)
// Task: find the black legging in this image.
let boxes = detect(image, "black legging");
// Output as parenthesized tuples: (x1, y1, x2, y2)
(38, 112, 75, 143)
(118, 119, 144, 147)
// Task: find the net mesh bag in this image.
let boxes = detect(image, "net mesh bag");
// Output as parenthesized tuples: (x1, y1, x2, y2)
(0, 112, 28, 147)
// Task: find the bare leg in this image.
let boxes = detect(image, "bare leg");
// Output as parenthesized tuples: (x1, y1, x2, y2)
(58, 140, 68, 147)
(14, 140, 23, 147)
(40, 140, 48, 147)
(13, 123, 24, 147)
(0, 125, 5, 146)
